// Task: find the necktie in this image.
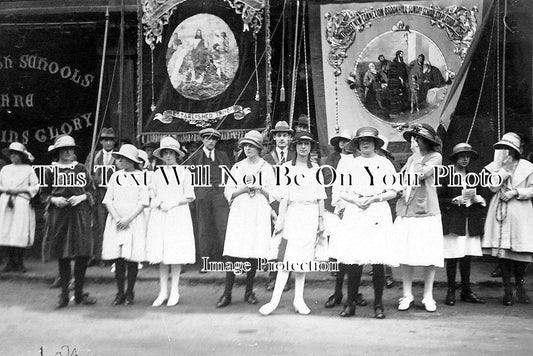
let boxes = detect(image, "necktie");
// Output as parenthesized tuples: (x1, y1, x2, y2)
(280, 151, 285, 164)
(208, 150, 213, 162)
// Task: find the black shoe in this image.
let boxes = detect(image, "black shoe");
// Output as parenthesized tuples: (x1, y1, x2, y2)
(491, 266, 502, 278)
(445, 289, 456, 306)
(87, 258, 101, 268)
(356, 293, 367, 307)
(460, 291, 485, 304)
(125, 291, 135, 305)
(56, 294, 69, 309)
(339, 303, 356, 317)
(50, 277, 61, 289)
(112, 293, 126, 306)
(244, 291, 258, 304)
(324, 294, 343, 308)
(265, 280, 275, 291)
(216, 294, 231, 308)
(503, 291, 513, 306)
(75, 293, 97, 305)
(385, 276, 395, 288)
(516, 286, 531, 304)
(374, 304, 386, 319)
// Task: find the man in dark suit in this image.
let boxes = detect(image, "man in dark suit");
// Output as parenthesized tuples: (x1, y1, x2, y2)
(187, 128, 231, 267)
(85, 127, 117, 265)
(263, 121, 295, 290)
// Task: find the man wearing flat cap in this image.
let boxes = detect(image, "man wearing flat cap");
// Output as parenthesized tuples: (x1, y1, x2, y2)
(85, 127, 117, 265)
(187, 127, 231, 266)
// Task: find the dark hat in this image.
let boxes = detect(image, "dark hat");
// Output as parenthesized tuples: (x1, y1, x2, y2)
(403, 123, 440, 146)
(199, 128, 221, 139)
(271, 121, 294, 135)
(449, 142, 479, 161)
(100, 127, 117, 139)
(350, 127, 384, 149)
(141, 141, 159, 150)
(294, 114, 314, 128)
(290, 132, 317, 148)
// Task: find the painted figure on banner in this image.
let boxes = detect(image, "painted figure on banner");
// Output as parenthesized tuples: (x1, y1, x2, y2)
(348, 31, 450, 123)
(166, 14, 239, 101)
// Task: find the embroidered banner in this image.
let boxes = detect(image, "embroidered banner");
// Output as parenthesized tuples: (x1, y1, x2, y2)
(308, 0, 488, 146)
(0, 25, 98, 164)
(140, 0, 266, 142)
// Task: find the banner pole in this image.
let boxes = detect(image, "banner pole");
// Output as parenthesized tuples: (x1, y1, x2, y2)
(88, 7, 110, 173)
(118, 0, 125, 145)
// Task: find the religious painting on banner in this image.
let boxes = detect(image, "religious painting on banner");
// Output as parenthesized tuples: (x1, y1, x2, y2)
(141, 0, 267, 143)
(308, 0, 490, 147)
(0, 25, 98, 164)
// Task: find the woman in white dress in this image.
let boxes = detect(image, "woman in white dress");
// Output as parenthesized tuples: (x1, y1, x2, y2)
(147, 137, 195, 307)
(216, 130, 275, 308)
(438, 143, 486, 306)
(395, 123, 443, 313)
(482, 132, 533, 305)
(334, 127, 399, 319)
(259, 132, 326, 316)
(0, 142, 38, 273)
(102, 144, 149, 305)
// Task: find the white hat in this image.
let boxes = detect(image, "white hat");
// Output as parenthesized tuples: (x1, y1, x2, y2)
(494, 132, 521, 154)
(48, 135, 77, 154)
(137, 149, 149, 169)
(8, 142, 34, 162)
(112, 144, 142, 164)
(153, 137, 186, 159)
(330, 129, 354, 147)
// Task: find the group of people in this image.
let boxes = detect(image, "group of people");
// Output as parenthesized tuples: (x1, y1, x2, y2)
(0, 120, 531, 319)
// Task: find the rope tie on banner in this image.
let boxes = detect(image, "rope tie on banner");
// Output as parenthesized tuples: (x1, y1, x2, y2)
(279, 0, 287, 102)
(254, 33, 260, 101)
(466, 4, 497, 144)
(334, 76, 339, 134)
(150, 48, 156, 111)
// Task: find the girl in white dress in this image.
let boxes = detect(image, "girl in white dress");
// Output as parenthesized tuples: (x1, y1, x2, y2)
(0, 142, 38, 273)
(216, 130, 275, 308)
(334, 127, 399, 319)
(259, 132, 326, 315)
(147, 137, 195, 307)
(102, 144, 149, 305)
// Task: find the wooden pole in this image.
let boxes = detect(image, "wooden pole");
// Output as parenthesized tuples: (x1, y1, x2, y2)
(88, 7, 110, 173)
(118, 0, 125, 145)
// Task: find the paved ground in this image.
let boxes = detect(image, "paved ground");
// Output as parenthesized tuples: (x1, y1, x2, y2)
(1, 261, 532, 356)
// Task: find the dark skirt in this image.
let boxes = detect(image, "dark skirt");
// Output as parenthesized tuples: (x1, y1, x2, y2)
(42, 202, 94, 261)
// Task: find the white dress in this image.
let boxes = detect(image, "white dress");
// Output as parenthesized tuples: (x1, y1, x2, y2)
(223, 158, 275, 259)
(102, 170, 149, 262)
(0, 164, 39, 247)
(146, 165, 196, 264)
(334, 155, 400, 266)
(277, 162, 327, 269)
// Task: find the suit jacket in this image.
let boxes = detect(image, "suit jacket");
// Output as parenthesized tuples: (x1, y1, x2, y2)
(437, 168, 486, 236)
(85, 149, 116, 200)
(187, 148, 231, 200)
(263, 149, 296, 166)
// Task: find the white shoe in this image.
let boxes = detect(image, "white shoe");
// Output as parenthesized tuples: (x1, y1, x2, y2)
(259, 301, 278, 316)
(293, 300, 311, 315)
(167, 293, 180, 307)
(398, 295, 414, 311)
(152, 294, 168, 307)
(422, 298, 437, 312)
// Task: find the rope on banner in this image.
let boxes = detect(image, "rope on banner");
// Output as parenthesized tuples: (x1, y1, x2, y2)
(466, 4, 497, 144)
(279, 0, 286, 102)
(496, 0, 501, 139)
(301, 0, 310, 132)
(150, 48, 156, 111)
(288, 0, 300, 128)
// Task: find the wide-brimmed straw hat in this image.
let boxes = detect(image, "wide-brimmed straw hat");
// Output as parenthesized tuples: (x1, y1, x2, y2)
(48, 135, 78, 154)
(494, 132, 521, 154)
(112, 144, 142, 164)
(271, 121, 294, 135)
(199, 128, 221, 139)
(8, 142, 34, 162)
(330, 129, 354, 147)
(350, 127, 384, 149)
(449, 142, 479, 161)
(153, 136, 186, 159)
(239, 130, 264, 150)
(100, 127, 117, 139)
(403, 123, 440, 146)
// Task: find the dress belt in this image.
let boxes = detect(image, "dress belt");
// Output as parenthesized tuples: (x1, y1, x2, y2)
(289, 200, 318, 205)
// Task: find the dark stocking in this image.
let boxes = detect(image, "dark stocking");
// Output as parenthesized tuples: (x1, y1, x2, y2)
(459, 256, 472, 293)
(346, 264, 363, 305)
(245, 258, 258, 294)
(334, 263, 346, 298)
(446, 258, 458, 291)
(372, 264, 385, 306)
(114, 258, 126, 295)
(73, 256, 89, 299)
(58, 258, 71, 296)
(126, 262, 139, 295)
